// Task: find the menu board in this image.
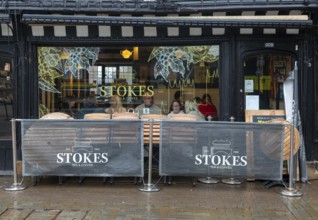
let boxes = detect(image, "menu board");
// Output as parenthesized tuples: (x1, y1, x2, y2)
(245, 110, 285, 123)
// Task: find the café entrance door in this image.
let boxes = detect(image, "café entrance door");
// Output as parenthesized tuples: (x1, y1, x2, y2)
(239, 51, 296, 121)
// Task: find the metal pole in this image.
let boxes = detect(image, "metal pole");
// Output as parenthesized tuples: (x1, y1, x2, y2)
(198, 115, 219, 184)
(222, 116, 242, 185)
(147, 119, 154, 184)
(289, 123, 296, 188)
(5, 119, 27, 191)
(298, 118, 308, 183)
(280, 61, 302, 197)
(139, 119, 160, 192)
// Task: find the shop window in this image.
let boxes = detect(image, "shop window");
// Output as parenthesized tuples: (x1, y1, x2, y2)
(88, 66, 102, 85)
(38, 46, 220, 120)
(119, 66, 133, 84)
(104, 66, 116, 84)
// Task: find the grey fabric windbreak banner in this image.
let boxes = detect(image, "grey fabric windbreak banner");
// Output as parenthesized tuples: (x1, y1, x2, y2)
(160, 121, 285, 181)
(21, 120, 144, 177)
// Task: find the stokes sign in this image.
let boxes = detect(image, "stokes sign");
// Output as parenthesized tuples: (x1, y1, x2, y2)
(195, 141, 247, 169)
(57, 152, 108, 166)
(56, 138, 109, 167)
(99, 85, 154, 97)
(195, 154, 247, 167)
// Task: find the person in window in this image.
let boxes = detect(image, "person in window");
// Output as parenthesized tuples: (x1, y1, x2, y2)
(105, 95, 126, 114)
(135, 91, 161, 115)
(184, 100, 205, 121)
(173, 90, 184, 111)
(193, 96, 202, 107)
(90, 80, 98, 96)
(198, 93, 218, 120)
(77, 95, 103, 119)
(167, 100, 184, 119)
(174, 90, 182, 102)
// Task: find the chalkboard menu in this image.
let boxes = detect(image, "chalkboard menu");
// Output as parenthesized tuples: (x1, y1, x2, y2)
(252, 115, 285, 123)
(245, 110, 285, 123)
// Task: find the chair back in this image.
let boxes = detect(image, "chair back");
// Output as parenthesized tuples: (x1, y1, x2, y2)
(140, 114, 167, 120)
(170, 114, 196, 121)
(40, 112, 73, 119)
(169, 114, 197, 144)
(111, 112, 139, 120)
(84, 113, 111, 120)
(111, 113, 140, 144)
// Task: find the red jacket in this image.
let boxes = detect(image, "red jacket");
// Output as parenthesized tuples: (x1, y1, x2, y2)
(198, 102, 218, 119)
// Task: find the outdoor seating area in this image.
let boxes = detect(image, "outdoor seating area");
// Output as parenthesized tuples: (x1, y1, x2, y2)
(11, 115, 295, 194)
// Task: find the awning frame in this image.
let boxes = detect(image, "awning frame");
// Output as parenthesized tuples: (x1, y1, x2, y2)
(22, 14, 313, 29)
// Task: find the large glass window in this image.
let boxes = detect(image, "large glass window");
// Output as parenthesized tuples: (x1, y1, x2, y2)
(38, 46, 220, 119)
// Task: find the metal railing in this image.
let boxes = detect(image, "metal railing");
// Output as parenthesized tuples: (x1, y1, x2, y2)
(4, 118, 303, 196)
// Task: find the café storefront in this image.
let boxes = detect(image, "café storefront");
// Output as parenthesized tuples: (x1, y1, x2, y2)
(0, 1, 318, 175)
(36, 45, 221, 119)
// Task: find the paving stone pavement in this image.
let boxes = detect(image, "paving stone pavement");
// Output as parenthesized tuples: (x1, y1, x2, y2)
(1, 170, 318, 220)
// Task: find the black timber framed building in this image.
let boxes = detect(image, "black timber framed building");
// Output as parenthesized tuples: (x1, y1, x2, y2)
(0, 0, 318, 173)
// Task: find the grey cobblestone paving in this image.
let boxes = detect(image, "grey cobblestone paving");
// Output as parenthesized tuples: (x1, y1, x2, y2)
(1, 174, 318, 219)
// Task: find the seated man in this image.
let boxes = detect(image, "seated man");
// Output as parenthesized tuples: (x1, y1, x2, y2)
(135, 91, 161, 115)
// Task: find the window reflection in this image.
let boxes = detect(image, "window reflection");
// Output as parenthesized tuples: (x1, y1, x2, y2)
(38, 46, 220, 119)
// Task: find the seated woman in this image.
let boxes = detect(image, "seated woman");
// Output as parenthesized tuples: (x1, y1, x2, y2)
(105, 95, 126, 114)
(167, 100, 184, 119)
(184, 100, 205, 121)
(198, 93, 218, 120)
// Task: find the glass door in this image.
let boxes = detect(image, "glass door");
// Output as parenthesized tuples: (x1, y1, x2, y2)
(242, 52, 295, 118)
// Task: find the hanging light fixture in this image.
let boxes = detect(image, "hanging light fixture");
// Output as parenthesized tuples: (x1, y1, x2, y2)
(120, 49, 133, 59)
